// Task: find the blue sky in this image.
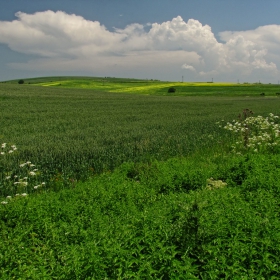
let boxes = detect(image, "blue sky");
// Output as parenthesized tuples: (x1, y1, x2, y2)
(1, 0, 280, 82)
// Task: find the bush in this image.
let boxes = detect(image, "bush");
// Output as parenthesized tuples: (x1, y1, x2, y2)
(168, 87, 176, 93)
(18, 79, 24, 84)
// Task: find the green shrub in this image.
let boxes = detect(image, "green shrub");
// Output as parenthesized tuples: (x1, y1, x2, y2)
(168, 87, 176, 93)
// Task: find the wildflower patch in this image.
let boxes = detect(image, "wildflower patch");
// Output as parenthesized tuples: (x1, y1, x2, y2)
(221, 110, 280, 154)
(206, 178, 227, 190)
(1, 142, 44, 203)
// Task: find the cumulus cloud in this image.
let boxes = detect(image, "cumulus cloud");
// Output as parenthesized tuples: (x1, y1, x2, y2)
(182, 64, 196, 71)
(0, 10, 279, 81)
(220, 28, 279, 76)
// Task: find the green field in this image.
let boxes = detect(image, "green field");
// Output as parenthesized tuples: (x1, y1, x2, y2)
(4, 76, 280, 96)
(1, 77, 280, 278)
(1, 80, 280, 193)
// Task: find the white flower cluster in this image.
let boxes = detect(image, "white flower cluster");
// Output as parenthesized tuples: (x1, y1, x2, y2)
(206, 178, 227, 190)
(223, 113, 280, 154)
(1, 143, 17, 155)
(1, 143, 45, 205)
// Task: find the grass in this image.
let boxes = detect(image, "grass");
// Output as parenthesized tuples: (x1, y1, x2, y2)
(1, 76, 280, 278)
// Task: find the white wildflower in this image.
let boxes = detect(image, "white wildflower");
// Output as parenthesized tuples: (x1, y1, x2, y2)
(21, 193, 28, 197)
(6, 196, 12, 199)
(1, 201, 8, 205)
(1, 143, 6, 148)
(29, 171, 36, 176)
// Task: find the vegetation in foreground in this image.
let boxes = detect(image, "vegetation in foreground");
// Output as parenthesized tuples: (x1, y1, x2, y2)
(1, 152, 280, 278)
(1, 78, 280, 278)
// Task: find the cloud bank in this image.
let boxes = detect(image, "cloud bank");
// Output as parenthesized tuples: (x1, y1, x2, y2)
(0, 10, 279, 82)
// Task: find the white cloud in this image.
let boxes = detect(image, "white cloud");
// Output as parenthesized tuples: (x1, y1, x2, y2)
(181, 64, 196, 71)
(0, 11, 279, 81)
(220, 29, 279, 77)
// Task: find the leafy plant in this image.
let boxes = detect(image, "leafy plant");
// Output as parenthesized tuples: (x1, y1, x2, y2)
(223, 110, 280, 154)
(168, 87, 176, 93)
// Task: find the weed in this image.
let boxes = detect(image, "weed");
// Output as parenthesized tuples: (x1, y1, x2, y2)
(223, 110, 280, 154)
(1, 142, 44, 200)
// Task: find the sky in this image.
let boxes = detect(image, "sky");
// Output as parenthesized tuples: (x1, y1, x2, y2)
(1, 0, 280, 83)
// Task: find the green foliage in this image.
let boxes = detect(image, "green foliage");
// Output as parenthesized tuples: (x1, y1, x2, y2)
(18, 79, 24, 84)
(214, 153, 280, 192)
(123, 158, 212, 194)
(168, 87, 176, 93)
(1, 153, 280, 278)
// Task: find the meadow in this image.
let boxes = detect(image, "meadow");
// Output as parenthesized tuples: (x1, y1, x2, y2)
(1, 77, 280, 278)
(5, 76, 280, 96)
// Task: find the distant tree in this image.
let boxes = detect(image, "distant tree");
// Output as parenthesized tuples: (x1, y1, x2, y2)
(168, 87, 176, 93)
(260, 92, 265, 96)
(18, 79, 24, 84)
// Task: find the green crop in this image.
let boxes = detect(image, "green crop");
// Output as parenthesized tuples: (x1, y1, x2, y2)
(1, 81, 280, 195)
